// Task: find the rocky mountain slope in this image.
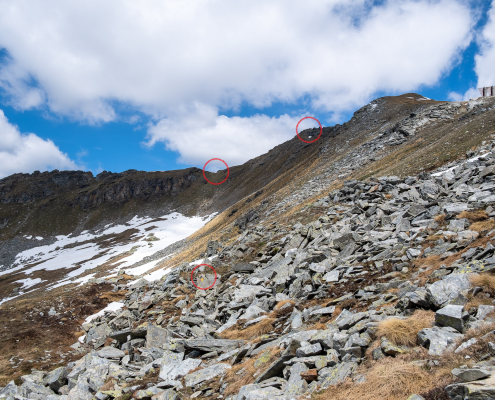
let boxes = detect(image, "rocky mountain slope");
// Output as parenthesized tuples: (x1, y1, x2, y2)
(2, 93, 495, 399)
(4, 136, 495, 399)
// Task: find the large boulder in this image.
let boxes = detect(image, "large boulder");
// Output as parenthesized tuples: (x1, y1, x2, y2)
(445, 373, 495, 399)
(435, 305, 465, 332)
(44, 367, 68, 392)
(426, 273, 471, 308)
(417, 326, 463, 356)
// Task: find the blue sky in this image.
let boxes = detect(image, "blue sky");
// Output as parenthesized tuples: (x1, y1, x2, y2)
(0, 0, 494, 178)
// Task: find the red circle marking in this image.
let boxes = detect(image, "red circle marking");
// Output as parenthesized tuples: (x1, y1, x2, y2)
(296, 117, 322, 143)
(203, 158, 229, 185)
(190, 263, 217, 290)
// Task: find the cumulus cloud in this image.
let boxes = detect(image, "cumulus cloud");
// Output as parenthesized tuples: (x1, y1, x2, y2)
(475, 1, 495, 88)
(0, 109, 80, 178)
(0, 0, 476, 164)
(445, 1, 495, 102)
(0, 0, 473, 119)
(147, 103, 300, 167)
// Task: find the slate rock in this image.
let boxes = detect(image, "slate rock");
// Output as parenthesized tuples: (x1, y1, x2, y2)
(310, 306, 336, 316)
(296, 343, 323, 357)
(319, 362, 357, 388)
(452, 367, 491, 382)
(310, 330, 335, 349)
(445, 374, 495, 400)
(151, 388, 180, 400)
(426, 273, 471, 308)
(184, 363, 231, 387)
(237, 384, 284, 400)
(97, 347, 126, 359)
(435, 304, 464, 332)
(232, 263, 256, 272)
(159, 358, 200, 384)
(417, 326, 463, 356)
(477, 305, 495, 320)
(381, 338, 405, 356)
(44, 366, 68, 392)
(147, 324, 170, 349)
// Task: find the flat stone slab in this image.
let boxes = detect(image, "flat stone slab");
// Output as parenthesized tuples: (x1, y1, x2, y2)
(310, 306, 336, 316)
(445, 372, 495, 399)
(232, 262, 256, 272)
(109, 326, 147, 342)
(452, 367, 491, 382)
(184, 363, 231, 387)
(97, 347, 126, 359)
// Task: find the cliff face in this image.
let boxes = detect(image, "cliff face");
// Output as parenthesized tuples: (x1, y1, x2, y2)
(0, 168, 202, 208)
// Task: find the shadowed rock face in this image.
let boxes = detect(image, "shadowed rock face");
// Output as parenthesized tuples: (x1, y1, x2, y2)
(0, 169, 201, 207)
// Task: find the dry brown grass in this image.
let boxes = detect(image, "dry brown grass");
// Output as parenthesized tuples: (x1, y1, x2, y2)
(384, 194, 392, 199)
(457, 210, 488, 222)
(313, 358, 435, 400)
(219, 318, 275, 340)
(434, 214, 446, 225)
(376, 310, 434, 346)
(274, 299, 295, 310)
(469, 273, 495, 296)
(465, 295, 494, 311)
(224, 346, 282, 397)
(469, 219, 495, 234)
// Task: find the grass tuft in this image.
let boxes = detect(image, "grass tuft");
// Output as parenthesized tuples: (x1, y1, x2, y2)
(219, 318, 275, 340)
(376, 310, 434, 346)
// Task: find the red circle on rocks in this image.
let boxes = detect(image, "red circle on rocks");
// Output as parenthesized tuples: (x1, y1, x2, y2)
(296, 117, 322, 143)
(203, 158, 229, 185)
(190, 263, 217, 290)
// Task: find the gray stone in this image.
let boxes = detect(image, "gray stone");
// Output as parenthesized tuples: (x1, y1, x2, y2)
(381, 338, 405, 356)
(232, 263, 256, 272)
(147, 324, 170, 349)
(445, 374, 495, 399)
(310, 306, 336, 316)
(435, 305, 464, 332)
(336, 312, 368, 330)
(406, 395, 425, 400)
(426, 273, 471, 308)
(232, 285, 266, 303)
(296, 343, 323, 357)
(86, 323, 111, 348)
(237, 384, 284, 400)
(184, 363, 231, 387)
(323, 270, 340, 283)
(417, 326, 463, 356)
(151, 388, 180, 400)
(319, 362, 357, 388)
(159, 358, 200, 383)
(477, 305, 495, 320)
(109, 326, 147, 342)
(44, 367, 68, 392)
(452, 367, 491, 382)
(97, 347, 126, 359)
(310, 329, 336, 349)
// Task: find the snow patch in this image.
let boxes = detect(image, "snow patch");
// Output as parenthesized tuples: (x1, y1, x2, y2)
(1, 212, 217, 295)
(84, 302, 125, 324)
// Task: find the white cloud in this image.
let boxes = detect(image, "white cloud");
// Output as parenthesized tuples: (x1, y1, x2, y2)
(446, 1, 495, 102)
(147, 103, 300, 167)
(0, 0, 475, 164)
(0, 0, 473, 119)
(448, 87, 480, 101)
(0, 109, 80, 178)
(475, 1, 495, 88)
